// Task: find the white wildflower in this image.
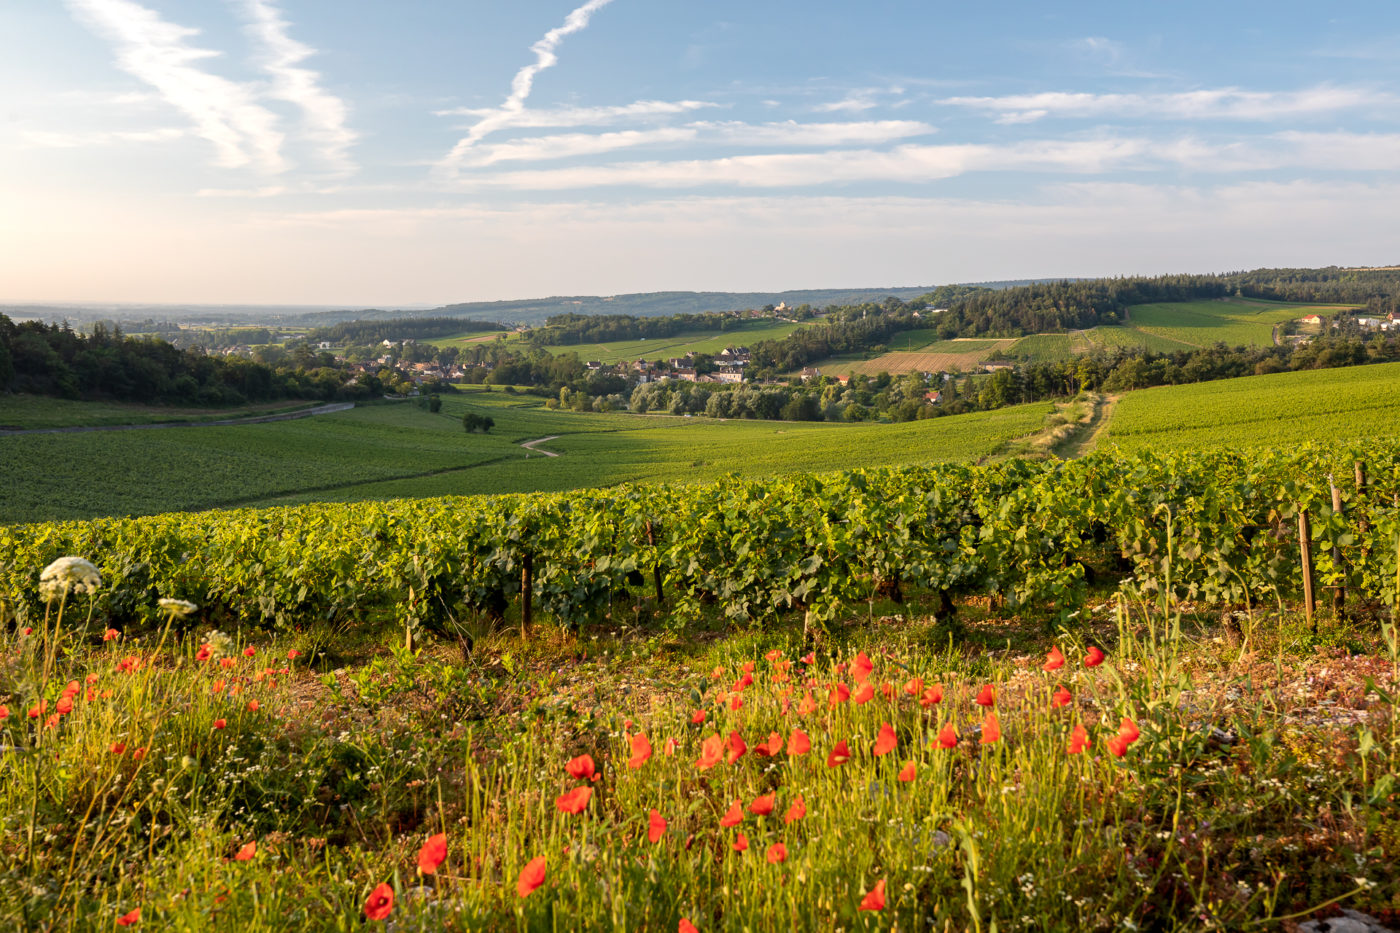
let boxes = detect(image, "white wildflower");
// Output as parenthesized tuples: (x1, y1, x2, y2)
(158, 598, 198, 618)
(38, 557, 101, 602)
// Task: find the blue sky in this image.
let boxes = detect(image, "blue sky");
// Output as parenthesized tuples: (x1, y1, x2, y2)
(3, 1, 1398, 306)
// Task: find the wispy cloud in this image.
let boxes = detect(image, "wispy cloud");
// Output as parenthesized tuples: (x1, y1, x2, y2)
(14, 127, 185, 149)
(456, 120, 936, 167)
(440, 0, 616, 173)
(64, 0, 286, 171)
(240, 0, 357, 175)
(434, 99, 719, 128)
(813, 86, 907, 114)
(940, 86, 1396, 124)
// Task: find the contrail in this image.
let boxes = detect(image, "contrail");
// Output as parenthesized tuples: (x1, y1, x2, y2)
(440, 0, 616, 173)
(240, 0, 358, 175)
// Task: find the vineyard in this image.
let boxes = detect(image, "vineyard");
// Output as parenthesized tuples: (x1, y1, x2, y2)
(6, 441, 1400, 637)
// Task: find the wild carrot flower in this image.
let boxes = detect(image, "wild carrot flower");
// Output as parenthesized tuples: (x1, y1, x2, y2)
(787, 729, 811, 756)
(719, 801, 744, 827)
(873, 722, 897, 757)
(1085, 646, 1106, 667)
(897, 762, 916, 782)
(234, 841, 257, 861)
(1052, 686, 1073, 708)
(853, 682, 875, 705)
(418, 833, 447, 874)
(158, 598, 197, 617)
(363, 882, 393, 920)
(116, 907, 140, 926)
(628, 733, 653, 769)
(725, 731, 747, 764)
(732, 833, 749, 852)
(517, 857, 546, 897)
(975, 685, 996, 707)
(783, 795, 806, 823)
(556, 786, 592, 815)
(980, 712, 1001, 744)
(858, 879, 887, 911)
(567, 754, 599, 782)
(696, 735, 724, 770)
(39, 556, 101, 601)
(648, 809, 667, 843)
(1043, 646, 1066, 671)
(1068, 724, 1089, 755)
(749, 793, 776, 816)
(851, 651, 874, 684)
(766, 842, 787, 864)
(827, 740, 852, 767)
(921, 684, 944, 707)
(937, 724, 958, 749)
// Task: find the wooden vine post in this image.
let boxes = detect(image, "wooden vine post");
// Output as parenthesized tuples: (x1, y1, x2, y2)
(521, 552, 534, 636)
(1329, 474, 1346, 617)
(1298, 507, 1315, 629)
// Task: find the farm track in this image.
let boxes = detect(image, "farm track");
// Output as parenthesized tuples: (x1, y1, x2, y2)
(520, 435, 562, 457)
(1056, 393, 1120, 458)
(0, 402, 353, 436)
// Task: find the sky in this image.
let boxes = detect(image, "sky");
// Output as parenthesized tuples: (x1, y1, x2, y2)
(2, 0, 1399, 307)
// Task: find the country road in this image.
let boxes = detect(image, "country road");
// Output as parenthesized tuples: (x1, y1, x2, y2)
(520, 435, 561, 457)
(0, 402, 355, 436)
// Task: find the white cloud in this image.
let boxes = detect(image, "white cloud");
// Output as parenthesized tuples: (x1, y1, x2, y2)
(940, 85, 1397, 124)
(15, 127, 184, 149)
(813, 86, 906, 114)
(240, 0, 357, 175)
(439, 0, 617, 172)
(64, 0, 286, 171)
(456, 120, 935, 167)
(434, 99, 719, 127)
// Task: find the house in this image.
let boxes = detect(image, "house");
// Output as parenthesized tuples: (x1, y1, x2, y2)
(1356, 317, 1383, 329)
(924, 391, 942, 404)
(981, 362, 1015, 373)
(800, 367, 823, 381)
(1300, 314, 1324, 326)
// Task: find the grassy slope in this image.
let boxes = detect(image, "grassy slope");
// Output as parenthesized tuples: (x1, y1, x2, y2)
(1105, 361, 1400, 451)
(1128, 298, 1354, 348)
(0, 391, 1051, 523)
(0, 395, 320, 431)
(528, 319, 809, 364)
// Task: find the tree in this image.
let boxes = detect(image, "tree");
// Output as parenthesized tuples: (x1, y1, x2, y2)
(462, 412, 495, 433)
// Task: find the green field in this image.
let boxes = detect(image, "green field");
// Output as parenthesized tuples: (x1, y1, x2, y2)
(0, 395, 321, 431)
(1007, 333, 1081, 361)
(1080, 325, 1197, 353)
(530, 319, 809, 363)
(1105, 361, 1400, 451)
(427, 330, 512, 349)
(1126, 298, 1354, 349)
(0, 390, 1051, 523)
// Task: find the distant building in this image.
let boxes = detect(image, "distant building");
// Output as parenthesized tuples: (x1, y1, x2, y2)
(1300, 314, 1324, 325)
(800, 366, 823, 381)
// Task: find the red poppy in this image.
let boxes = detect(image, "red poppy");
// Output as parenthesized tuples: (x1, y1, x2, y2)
(730, 696, 744, 712)
(784, 795, 807, 823)
(732, 833, 749, 852)
(0, 706, 8, 720)
(85, 673, 99, 684)
(719, 800, 744, 827)
(881, 682, 896, 702)
(663, 737, 678, 756)
(1107, 734, 1131, 757)
(680, 919, 699, 933)
(710, 666, 724, 680)
(690, 709, 706, 725)
(1043, 646, 1066, 671)
(904, 677, 924, 696)
(766, 842, 787, 863)
(733, 673, 754, 693)
(873, 722, 897, 757)
(517, 856, 546, 897)
(741, 661, 755, 674)
(975, 685, 996, 707)
(211, 679, 225, 694)
(628, 733, 653, 769)
(725, 731, 747, 765)
(828, 683, 851, 707)
(555, 786, 592, 815)
(796, 692, 818, 715)
(103, 629, 120, 642)
(801, 652, 816, 664)
(748, 793, 776, 816)
(920, 684, 944, 708)
(753, 731, 783, 757)
(764, 649, 782, 662)
(980, 712, 1001, 744)
(851, 651, 874, 684)
(1052, 685, 1073, 708)
(827, 740, 852, 768)
(897, 761, 916, 782)
(1085, 646, 1106, 667)
(418, 833, 447, 874)
(213, 719, 227, 730)
(287, 649, 301, 660)
(55, 696, 73, 716)
(246, 700, 259, 712)
(131, 747, 147, 761)
(241, 646, 255, 658)
(695, 734, 724, 770)
(62, 680, 80, 697)
(364, 882, 393, 920)
(28, 700, 46, 719)
(219, 658, 235, 670)
(853, 683, 875, 705)
(234, 841, 257, 861)
(787, 729, 811, 756)
(195, 645, 212, 661)
(937, 724, 958, 749)
(566, 754, 599, 782)
(43, 714, 59, 730)
(858, 879, 887, 911)
(1067, 723, 1089, 755)
(116, 908, 140, 926)
(110, 742, 125, 755)
(1118, 717, 1140, 744)
(648, 809, 667, 843)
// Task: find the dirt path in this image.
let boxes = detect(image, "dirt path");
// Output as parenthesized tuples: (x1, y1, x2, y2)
(1056, 393, 1120, 458)
(520, 435, 561, 457)
(0, 402, 354, 436)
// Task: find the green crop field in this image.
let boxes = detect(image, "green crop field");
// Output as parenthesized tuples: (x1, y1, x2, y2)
(1080, 325, 1197, 353)
(1126, 298, 1355, 349)
(0, 390, 1051, 524)
(532, 319, 809, 363)
(1105, 361, 1400, 451)
(1007, 334, 1081, 361)
(426, 330, 513, 348)
(0, 395, 321, 431)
